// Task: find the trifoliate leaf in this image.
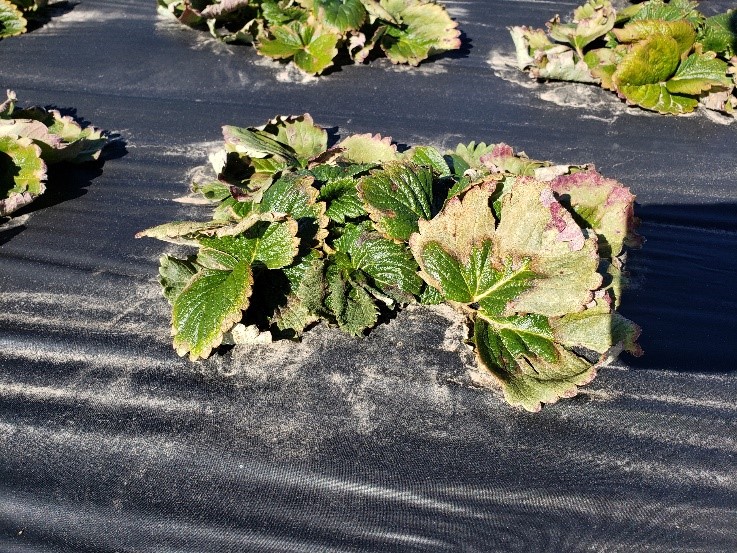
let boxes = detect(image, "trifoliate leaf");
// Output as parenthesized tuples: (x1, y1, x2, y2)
(548, 168, 639, 258)
(257, 19, 340, 75)
(358, 161, 435, 241)
(474, 316, 597, 412)
(611, 33, 702, 114)
(334, 221, 423, 302)
(697, 10, 737, 58)
(0, 135, 46, 216)
(0, 0, 26, 38)
(337, 133, 399, 164)
(547, 0, 616, 57)
(261, 1, 306, 25)
(159, 255, 199, 304)
(379, 0, 461, 66)
(665, 51, 731, 95)
(171, 219, 299, 359)
(314, 0, 366, 33)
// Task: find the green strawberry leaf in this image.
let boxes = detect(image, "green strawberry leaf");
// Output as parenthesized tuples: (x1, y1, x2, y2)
(273, 255, 326, 334)
(318, 176, 366, 223)
(611, 20, 696, 57)
(665, 51, 731, 96)
(158, 255, 199, 304)
(0, 0, 26, 38)
(325, 262, 378, 335)
(629, 0, 702, 27)
(697, 10, 737, 58)
(173, 262, 254, 359)
(404, 145, 451, 177)
(171, 219, 300, 359)
(259, 173, 329, 249)
(333, 221, 423, 302)
(379, 0, 461, 66)
(257, 19, 340, 75)
(474, 316, 597, 412)
(0, 134, 46, 216)
(314, 0, 366, 33)
(358, 161, 435, 241)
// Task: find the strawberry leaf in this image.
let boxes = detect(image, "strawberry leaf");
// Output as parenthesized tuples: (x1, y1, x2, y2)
(257, 19, 340, 75)
(379, 0, 461, 66)
(0, 0, 26, 38)
(358, 161, 435, 241)
(0, 134, 46, 216)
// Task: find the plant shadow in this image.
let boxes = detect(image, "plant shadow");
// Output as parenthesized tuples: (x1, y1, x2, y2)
(24, 1, 76, 33)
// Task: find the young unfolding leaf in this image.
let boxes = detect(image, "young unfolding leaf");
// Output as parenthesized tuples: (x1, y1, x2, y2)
(547, 0, 616, 57)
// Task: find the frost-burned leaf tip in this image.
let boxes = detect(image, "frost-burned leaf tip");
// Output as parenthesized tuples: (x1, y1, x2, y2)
(140, 113, 642, 411)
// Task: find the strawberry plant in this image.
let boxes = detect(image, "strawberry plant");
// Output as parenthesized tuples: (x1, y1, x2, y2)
(158, 0, 461, 75)
(510, 0, 737, 115)
(138, 114, 642, 411)
(0, 91, 108, 216)
(0, 0, 48, 38)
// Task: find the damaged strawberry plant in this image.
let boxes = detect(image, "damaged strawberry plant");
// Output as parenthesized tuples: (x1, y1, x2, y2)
(0, 90, 108, 216)
(158, 0, 461, 75)
(510, 0, 737, 115)
(0, 0, 49, 38)
(138, 114, 642, 411)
